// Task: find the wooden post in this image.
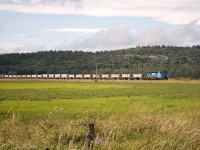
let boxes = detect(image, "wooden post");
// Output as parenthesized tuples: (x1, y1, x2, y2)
(84, 122, 95, 149)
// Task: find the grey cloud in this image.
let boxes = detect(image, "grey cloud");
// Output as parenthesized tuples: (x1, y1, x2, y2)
(133, 19, 200, 46)
(60, 25, 133, 50)
(0, 41, 46, 53)
(12, 44, 46, 53)
(1, 20, 200, 53)
(57, 21, 200, 51)
(180, 19, 200, 40)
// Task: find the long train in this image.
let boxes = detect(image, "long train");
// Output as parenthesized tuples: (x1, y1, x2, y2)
(0, 72, 168, 80)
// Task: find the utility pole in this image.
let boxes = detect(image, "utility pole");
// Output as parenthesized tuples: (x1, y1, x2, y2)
(141, 63, 144, 73)
(95, 52, 98, 81)
(36, 53, 38, 79)
(95, 52, 97, 75)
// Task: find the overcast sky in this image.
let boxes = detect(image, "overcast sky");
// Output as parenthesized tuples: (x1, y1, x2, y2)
(0, 0, 200, 53)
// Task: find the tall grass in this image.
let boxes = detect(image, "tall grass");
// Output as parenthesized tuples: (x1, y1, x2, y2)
(0, 111, 199, 149)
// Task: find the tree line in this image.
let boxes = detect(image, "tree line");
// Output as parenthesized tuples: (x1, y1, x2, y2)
(0, 45, 200, 79)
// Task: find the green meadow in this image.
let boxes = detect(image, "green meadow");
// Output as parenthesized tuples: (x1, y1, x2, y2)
(0, 80, 200, 149)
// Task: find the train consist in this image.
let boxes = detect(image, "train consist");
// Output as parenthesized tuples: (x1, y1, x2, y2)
(0, 72, 168, 80)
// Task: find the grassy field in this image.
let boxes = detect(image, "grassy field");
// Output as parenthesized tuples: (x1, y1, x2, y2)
(0, 79, 200, 149)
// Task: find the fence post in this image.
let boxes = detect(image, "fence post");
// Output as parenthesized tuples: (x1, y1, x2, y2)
(84, 122, 95, 149)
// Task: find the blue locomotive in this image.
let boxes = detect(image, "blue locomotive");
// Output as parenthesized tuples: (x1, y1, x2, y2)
(142, 71, 168, 80)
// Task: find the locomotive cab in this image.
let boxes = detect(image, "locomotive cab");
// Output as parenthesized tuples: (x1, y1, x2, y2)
(143, 71, 168, 80)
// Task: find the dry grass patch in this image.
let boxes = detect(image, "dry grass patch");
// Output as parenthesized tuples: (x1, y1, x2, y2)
(0, 112, 199, 150)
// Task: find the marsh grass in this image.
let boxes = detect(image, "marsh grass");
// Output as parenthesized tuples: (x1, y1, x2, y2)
(0, 111, 199, 149)
(0, 80, 200, 149)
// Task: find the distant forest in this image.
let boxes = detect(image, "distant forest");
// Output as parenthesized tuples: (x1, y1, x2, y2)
(0, 45, 200, 79)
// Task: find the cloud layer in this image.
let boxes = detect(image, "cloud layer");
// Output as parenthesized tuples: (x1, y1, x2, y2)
(0, 0, 200, 24)
(134, 19, 200, 46)
(1, 19, 200, 53)
(56, 20, 200, 51)
(0, 42, 45, 53)
(42, 28, 106, 33)
(61, 25, 133, 50)
(1, 0, 200, 54)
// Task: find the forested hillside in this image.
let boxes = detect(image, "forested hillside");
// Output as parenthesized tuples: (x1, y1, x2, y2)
(0, 45, 200, 78)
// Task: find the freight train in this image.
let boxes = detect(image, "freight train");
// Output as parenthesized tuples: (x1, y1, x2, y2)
(0, 71, 168, 80)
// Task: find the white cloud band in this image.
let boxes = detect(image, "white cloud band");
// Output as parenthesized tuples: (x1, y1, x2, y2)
(42, 28, 106, 33)
(56, 21, 200, 50)
(0, 0, 200, 24)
